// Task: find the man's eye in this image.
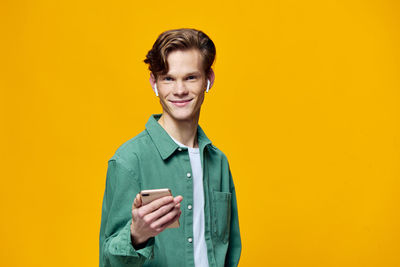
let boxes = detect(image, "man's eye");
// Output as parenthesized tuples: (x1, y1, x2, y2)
(163, 77, 173, 81)
(187, 75, 196, 80)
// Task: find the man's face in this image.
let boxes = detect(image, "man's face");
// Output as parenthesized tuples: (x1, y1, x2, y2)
(153, 49, 209, 124)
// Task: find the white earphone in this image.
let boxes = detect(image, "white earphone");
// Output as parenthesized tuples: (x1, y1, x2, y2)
(206, 79, 210, 93)
(153, 83, 159, 96)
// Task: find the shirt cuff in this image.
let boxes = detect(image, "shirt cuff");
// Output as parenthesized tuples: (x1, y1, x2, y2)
(108, 220, 155, 260)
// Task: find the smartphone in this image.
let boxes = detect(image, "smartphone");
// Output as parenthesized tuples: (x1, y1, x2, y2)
(140, 188, 180, 228)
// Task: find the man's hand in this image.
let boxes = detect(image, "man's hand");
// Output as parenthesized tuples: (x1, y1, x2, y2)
(130, 193, 183, 247)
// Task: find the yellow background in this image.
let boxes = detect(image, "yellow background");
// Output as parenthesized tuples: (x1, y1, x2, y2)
(1, 0, 399, 266)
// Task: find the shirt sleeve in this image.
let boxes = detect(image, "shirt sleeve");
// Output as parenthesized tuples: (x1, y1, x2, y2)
(225, 169, 242, 267)
(99, 156, 155, 267)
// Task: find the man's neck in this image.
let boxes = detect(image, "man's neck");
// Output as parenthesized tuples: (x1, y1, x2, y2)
(158, 114, 199, 148)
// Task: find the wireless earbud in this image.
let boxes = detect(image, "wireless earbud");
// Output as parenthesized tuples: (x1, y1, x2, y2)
(154, 83, 159, 96)
(206, 79, 210, 93)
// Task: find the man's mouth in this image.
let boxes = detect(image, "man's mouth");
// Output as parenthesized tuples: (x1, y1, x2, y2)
(170, 99, 192, 107)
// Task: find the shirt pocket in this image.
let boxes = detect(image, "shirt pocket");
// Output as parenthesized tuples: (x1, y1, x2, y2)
(212, 191, 232, 243)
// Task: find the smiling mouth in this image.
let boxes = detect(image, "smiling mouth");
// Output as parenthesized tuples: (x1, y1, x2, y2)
(169, 99, 192, 106)
(170, 99, 192, 103)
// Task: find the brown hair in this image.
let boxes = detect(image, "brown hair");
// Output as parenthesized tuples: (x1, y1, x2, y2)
(144, 28, 216, 79)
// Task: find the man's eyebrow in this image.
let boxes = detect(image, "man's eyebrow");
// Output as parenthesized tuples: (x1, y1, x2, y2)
(163, 71, 202, 77)
(185, 72, 201, 76)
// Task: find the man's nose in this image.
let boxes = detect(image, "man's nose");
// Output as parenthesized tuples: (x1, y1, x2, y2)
(174, 80, 188, 95)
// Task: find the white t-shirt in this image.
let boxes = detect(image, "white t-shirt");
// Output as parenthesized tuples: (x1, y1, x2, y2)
(170, 136, 209, 267)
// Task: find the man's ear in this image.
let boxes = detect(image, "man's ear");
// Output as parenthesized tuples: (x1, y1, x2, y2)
(149, 73, 156, 88)
(207, 68, 215, 91)
(149, 73, 159, 96)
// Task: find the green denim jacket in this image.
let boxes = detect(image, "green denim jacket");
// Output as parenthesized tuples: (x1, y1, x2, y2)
(99, 114, 241, 267)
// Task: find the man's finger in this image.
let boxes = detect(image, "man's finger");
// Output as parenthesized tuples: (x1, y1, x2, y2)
(133, 193, 141, 209)
(154, 208, 182, 230)
(173, 195, 183, 204)
(143, 201, 176, 223)
(140, 195, 174, 214)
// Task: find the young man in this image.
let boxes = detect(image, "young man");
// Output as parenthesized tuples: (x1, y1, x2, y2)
(99, 28, 241, 267)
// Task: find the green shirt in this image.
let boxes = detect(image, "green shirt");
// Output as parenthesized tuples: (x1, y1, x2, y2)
(99, 114, 241, 267)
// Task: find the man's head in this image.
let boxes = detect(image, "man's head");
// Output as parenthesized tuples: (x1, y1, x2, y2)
(144, 28, 216, 80)
(144, 29, 216, 124)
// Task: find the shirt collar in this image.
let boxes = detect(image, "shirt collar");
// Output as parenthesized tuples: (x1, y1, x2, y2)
(145, 114, 212, 160)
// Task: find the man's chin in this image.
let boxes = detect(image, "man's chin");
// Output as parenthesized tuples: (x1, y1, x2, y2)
(173, 115, 194, 122)
(166, 112, 197, 123)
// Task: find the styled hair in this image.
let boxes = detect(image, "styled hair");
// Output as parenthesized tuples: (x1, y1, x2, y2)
(144, 28, 216, 79)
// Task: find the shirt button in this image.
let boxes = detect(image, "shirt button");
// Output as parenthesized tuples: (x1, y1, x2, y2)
(187, 204, 192, 210)
(186, 172, 191, 178)
(188, 237, 193, 243)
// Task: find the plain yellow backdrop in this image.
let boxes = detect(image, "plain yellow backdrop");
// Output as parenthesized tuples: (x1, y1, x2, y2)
(1, 0, 399, 266)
